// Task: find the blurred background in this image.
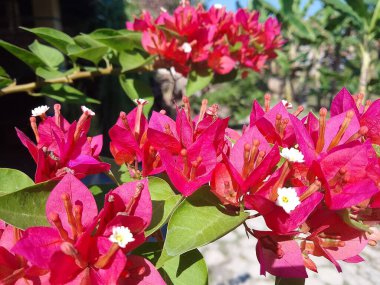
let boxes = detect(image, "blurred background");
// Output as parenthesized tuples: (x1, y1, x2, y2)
(1, 1, 380, 284)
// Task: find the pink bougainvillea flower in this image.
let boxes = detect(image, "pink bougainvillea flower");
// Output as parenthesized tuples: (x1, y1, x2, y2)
(255, 231, 308, 278)
(224, 126, 280, 194)
(109, 99, 165, 177)
(0, 225, 49, 284)
(250, 97, 298, 147)
(329, 87, 380, 145)
(246, 183, 323, 234)
(127, 2, 283, 75)
(159, 133, 217, 196)
(16, 104, 109, 182)
(12, 173, 99, 269)
(319, 141, 380, 209)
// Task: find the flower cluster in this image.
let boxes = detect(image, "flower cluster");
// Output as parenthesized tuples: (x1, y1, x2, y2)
(8, 87, 380, 281)
(1, 174, 165, 284)
(127, 1, 284, 75)
(109, 87, 380, 278)
(16, 104, 110, 182)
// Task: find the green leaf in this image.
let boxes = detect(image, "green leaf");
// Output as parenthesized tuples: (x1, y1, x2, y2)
(28, 40, 65, 68)
(322, 0, 362, 24)
(0, 180, 57, 229)
(68, 46, 109, 65)
(92, 32, 143, 51)
(369, 0, 380, 33)
(0, 168, 34, 197)
(346, 0, 368, 22)
(186, 68, 214, 96)
(133, 243, 208, 285)
(287, 15, 316, 41)
(280, 0, 294, 14)
(118, 51, 154, 72)
(22, 27, 75, 54)
(74, 34, 105, 49)
(118, 75, 154, 116)
(0, 40, 46, 71)
(160, 249, 208, 285)
(41, 83, 100, 104)
(146, 177, 182, 236)
(373, 144, 380, 157)
(157, 187, 248, 266)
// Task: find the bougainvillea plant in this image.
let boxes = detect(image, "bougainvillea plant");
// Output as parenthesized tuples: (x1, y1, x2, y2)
(1, 2, 380, 285)
(2, 87, 380, 284)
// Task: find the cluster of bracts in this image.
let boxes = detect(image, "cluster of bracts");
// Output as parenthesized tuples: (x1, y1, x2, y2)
(127, 2, 284, 75)
(2, 87, 380, 283)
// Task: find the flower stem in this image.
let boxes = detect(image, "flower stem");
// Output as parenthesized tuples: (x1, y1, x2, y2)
(275, 277, 305, 285)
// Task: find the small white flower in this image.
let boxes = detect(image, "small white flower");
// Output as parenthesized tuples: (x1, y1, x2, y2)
(214, 3, 223, 9)
(109, 226, 135, 248)
(280, 147, 305, 163)
(282, 100, 293, 109)
(81, 106, 95, 116)
(276, 187, 300, 214)
(181, 42, 192, 53)
(31, 105, 49, 117)
(133, 98, 148, 105)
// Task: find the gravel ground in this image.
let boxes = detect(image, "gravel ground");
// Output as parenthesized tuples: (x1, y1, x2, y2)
(201, 216, 380, 285)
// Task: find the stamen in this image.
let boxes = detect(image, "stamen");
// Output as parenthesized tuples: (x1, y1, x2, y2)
(159, 109, 167, 115)
(264, 93, 271, 112)
(275, 114, 282, 132)
(269, 161, 290, 201)
(74, 112, 91, 142)
(29, 117, 40, 143)
(356, 93, 364, 108)
(54, 104, 61, 127)
(61, 193, 77, 240)
(320, 238, 345, 248)
(120, 112, 131, 131)
(94, 243, 120, 269)
(164, 124, 173, 136)
(255, 150, 266, 167)
(316, 108, 327, 153)
(242, 143, 251, 178)
(182, 96, 192, 123)
(299, 181, 321, 201)
(74, 204, 84, 235)
(49, 212, 70, 241)
(190, 156, 202, 180)
(345, 126, 368, 143)
(197, 99, 208, 125)
(293, 106, 304, 117)
(134, 100, 148, 139)
(61, 242, 87, 268)
(181, 149, 189, 177)
(279, 118, 289, 139)
(125, 183, 144, 215)
(327, 110, 354, 151)
(246, 140, 260, 175)
(364, 100, 372, 113)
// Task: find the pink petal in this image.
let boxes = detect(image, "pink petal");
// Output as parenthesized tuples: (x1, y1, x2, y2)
(12, 227, 61, 269)
(45, 173, 98, 236)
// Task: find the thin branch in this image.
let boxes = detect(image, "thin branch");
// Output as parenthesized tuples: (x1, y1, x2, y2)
(0, 66, 120, 96)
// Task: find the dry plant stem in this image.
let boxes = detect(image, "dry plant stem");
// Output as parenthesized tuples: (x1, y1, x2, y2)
(275, 277, 305, 285)
(0, 66, 120, 96)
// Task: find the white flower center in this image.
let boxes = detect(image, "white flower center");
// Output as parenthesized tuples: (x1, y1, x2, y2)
(81, 106, 95, 116)
(276, 187, 300, 214)
(181, 42, 192, 53)
(214, 3, 223, 9)
(133, 98, 148, 105)
(31, 105, 49, 117)
(280, 147, 304, 163)
(109, 226, 135, 248)
(281, 100, 293, 109)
